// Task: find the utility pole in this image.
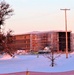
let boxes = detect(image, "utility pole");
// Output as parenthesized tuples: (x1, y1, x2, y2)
(60, 9, 70, 58)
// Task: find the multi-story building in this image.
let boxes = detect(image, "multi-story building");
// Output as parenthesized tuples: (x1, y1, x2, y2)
(58, 31, 71, 52)
(13, 31, 71, 52)
(30, 32, 41, 52)
(70, 33, 74, 51)
(13, 32, 41, 52)
(13, 34, 30, 51)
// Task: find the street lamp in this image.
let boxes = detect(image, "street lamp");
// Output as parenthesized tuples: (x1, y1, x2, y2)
(60, 8, 70, 58)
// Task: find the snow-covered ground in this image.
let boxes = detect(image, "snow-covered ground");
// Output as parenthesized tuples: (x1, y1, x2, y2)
(0, 52, 74, 74)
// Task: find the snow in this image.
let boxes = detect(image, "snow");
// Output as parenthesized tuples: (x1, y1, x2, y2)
(0, 54, 12, 60)
(0, 52, 74, 74)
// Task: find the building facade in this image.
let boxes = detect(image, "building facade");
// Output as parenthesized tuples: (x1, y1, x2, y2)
(13, 31, 71, 52)
(13, 34, 30, 51)
(70, 33, 74, 51)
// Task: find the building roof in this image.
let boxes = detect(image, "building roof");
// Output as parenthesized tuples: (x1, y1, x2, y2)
(14, 30, 72, 36)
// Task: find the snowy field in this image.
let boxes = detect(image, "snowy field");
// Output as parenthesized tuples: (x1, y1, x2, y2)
(0, 52, 74, 74)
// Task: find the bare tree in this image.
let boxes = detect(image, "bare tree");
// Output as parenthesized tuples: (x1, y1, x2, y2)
(0, 33, 5, 53)
(0, 0, 15, 57)
(43, 46, 61, 67)
(0, 29, 16, 57)
(0, 0, 13, 32)
(5, 29, 16, 57)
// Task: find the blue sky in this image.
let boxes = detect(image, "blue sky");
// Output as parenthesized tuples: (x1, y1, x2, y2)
(4, 0, 74, 34)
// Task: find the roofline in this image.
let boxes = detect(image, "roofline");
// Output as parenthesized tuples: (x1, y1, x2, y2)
(14, 30, 72, 36)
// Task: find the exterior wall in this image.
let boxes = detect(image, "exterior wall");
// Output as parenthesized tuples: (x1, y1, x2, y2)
(30, 34, 41, 52)
(70, 33, 74, 51)
(13, 31, 71, 52)
(50, 32, 59, 52)
(14, 34, 30, 52)
(24, 34, 30, 51)
(40, 33, 49, 50)
(13, 33, 41, 52)
(58, 32, 71, 51)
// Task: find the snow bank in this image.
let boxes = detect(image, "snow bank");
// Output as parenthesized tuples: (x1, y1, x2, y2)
(0, 53, 74, 74)
(0, 54, 12, 60)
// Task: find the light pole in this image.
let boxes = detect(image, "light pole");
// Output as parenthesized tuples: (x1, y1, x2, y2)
(60, 8, 70, 58)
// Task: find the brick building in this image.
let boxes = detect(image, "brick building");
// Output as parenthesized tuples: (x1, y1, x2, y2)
(13, 31, 71, 52)
(70, 33, 74, 51)
(13, 34, 30, 51)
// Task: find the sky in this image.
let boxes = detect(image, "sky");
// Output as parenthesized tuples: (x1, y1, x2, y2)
(3, 0, 74, 34)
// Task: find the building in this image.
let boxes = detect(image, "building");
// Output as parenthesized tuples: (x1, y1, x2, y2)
(70, 33, 74, 51)
(13, 34, 30, 52)
(13, 31, 71, 52)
